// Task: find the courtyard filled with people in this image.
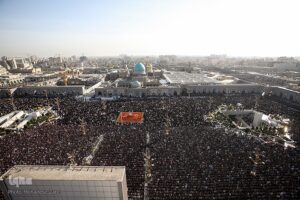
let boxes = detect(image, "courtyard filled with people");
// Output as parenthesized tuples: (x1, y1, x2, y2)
(0, 94, 299, 199)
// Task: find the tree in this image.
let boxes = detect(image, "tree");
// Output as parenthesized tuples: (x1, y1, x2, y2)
(80, 56, 88, 62)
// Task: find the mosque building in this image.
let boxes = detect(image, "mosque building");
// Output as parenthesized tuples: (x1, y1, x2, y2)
(133, 63, 146, 76)
(114, 63, 159, 89)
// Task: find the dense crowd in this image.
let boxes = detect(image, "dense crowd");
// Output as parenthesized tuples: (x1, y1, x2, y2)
(0, 94, 299, 199)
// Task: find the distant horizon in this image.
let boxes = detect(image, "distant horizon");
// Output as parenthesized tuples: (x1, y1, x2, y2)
(1, 0, 300, 57)
(2, 54, 300, 59)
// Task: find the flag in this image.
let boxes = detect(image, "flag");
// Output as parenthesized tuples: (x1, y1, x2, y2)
(117, 112, 144, 123)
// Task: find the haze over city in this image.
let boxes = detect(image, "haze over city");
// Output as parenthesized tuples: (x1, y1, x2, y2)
(1, 0, 300, 57)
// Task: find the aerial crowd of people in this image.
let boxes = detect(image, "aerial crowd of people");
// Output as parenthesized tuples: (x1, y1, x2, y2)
(0, 94, 299, 199)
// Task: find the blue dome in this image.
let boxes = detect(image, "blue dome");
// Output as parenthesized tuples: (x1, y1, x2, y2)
(130, 80, 141, 88)
(134, 63, 146, 74)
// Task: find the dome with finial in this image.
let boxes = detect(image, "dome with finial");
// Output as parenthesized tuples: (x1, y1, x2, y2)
(133, 63, 146, 75)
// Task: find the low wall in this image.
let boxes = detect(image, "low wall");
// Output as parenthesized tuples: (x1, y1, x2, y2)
(95, 84, 263, 97)
(95, 84, 300, 103)
(14, 86, 85, 97)
(0, 88, 16, 98)
(267, 86, 300, 103)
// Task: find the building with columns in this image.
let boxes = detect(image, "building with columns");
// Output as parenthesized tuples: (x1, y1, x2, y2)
(95, 84, 300, 103)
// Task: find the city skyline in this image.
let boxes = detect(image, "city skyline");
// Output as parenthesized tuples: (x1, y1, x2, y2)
(0, 0, 299, 57)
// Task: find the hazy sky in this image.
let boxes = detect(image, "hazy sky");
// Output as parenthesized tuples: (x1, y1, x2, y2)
(0, 0, 299, 57)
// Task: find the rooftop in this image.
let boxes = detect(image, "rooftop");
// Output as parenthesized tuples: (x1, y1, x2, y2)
(163, 71, 218, 85)
(1, 165, 126, 182)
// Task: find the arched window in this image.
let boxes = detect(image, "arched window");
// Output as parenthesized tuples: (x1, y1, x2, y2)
(280, 92, 283, 97)
(192, 90, 196, 96)
(181, 88, 188, 96)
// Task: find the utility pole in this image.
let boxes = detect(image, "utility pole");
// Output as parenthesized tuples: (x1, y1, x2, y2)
(56, 97, 60, 112)
(250, 148, 264, 176)
(80, 118, 87, 135)
(208, 96, 213, 110)
(165, 113, 171, 135)
(44, 90, 49, 107)
(254, 96, 259, 110)
(9, 90, 16, 111)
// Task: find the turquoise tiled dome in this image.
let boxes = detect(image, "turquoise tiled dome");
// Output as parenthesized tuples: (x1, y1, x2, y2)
(134, 63, 146, 74)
